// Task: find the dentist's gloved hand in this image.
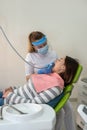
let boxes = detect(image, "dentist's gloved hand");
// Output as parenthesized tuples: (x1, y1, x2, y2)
(37, 62, 55, 74)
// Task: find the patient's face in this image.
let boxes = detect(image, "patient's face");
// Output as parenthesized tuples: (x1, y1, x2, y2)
(52, 58, 65, 73)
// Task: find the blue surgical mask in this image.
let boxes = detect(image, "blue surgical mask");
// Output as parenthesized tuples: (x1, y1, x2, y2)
(37, 44, 49, 55)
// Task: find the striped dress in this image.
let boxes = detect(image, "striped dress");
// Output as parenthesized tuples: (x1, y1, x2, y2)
(4, 78, 63, 105)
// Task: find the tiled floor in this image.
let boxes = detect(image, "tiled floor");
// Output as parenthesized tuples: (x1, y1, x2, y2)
(67, 100, 82, 130)
(72, 101, 82, 130)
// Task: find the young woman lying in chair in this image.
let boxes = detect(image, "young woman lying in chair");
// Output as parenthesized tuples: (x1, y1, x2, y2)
(0, 56, 79, 106)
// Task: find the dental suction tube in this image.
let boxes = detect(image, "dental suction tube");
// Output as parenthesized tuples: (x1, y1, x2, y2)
(0, 26, 46, 69)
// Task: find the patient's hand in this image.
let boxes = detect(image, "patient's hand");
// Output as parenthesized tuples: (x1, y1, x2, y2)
(3, 87, 13, 98)
(3, 87, 13, 93)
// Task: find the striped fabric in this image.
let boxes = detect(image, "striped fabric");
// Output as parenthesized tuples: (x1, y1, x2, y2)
(5, 78, 62, 105)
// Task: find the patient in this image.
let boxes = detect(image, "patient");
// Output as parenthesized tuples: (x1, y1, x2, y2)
(0, 56, 79, 106)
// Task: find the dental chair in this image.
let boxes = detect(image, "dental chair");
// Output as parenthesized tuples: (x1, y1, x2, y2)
(47, 64, 83, 113)
(0, 65, 82, 130)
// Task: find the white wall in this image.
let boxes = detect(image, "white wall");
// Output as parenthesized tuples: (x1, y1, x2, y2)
(0, 0, 87, 92)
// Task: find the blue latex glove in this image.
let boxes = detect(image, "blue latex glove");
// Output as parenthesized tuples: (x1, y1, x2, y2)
(38, 62, 55, 74)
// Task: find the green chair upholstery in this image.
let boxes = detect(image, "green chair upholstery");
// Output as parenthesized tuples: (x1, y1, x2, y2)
(47, 64, 82, 112)
(72, 64, 83, 83)
(54, 64, 83, 112)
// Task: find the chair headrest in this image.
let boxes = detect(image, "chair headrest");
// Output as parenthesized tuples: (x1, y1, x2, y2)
(72, 64, 83, 83)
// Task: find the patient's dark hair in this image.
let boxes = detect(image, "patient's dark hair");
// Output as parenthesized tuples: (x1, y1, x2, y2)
(60, 56, 79, 86)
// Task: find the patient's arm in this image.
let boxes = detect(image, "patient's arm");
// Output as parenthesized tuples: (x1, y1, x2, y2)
(3, 87, 13, 97)
(5, 86, 62, 104)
